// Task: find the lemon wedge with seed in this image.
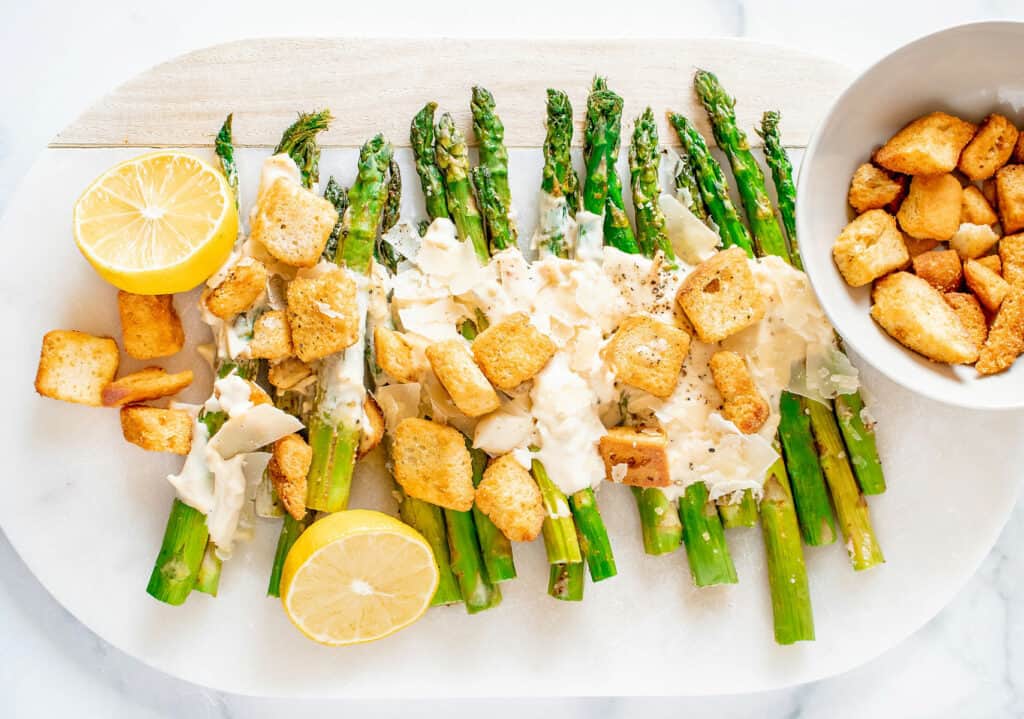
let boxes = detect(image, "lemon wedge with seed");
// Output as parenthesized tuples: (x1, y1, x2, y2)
(279, 510, 439, 646)
(73, 151, 237, 294)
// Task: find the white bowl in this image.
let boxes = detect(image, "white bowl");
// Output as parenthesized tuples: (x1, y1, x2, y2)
(797, 21, 1024, 410)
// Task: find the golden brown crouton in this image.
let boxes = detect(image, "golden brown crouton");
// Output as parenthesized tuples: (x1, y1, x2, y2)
(996, 164, 1024, 234)
(676, 247, 766, 342)
(374, 325, 426, 383)
(425, 339, 501, 417)
(949, 222, 1001, 260)
(1017, 132, 1024, 163)
(964, 259, 1011, 313)
(286, 266, 359, 362)
(874, 111, 976, 175)
(976, 288, 1024, 375)
(983, 177, 1000, 210)
(961, 185, 999, 226)
(708, 351, 770, 434)
(268, 433, 311, 521)
(904, 237, 941, 258)
(1000, 233, 1024, 286)
(896, 174, 963, 241)
(267, 357, 313, 390)
(475, 454, 545, 542)
(247, 310, 292, 360)
(976, 255, 1002, 275)
(101, 367, 193, 407)
(117, 292, 185, 359)
(471, 313, 557, 391)
(598, 426, 671, 488)
(35, 330, 119, 406)
(204, 258, 268, 320)
(604, 315, 691, 398)
(392, 418, 474, 511)
(848, 163, 907, 214)
(958, 114, 1019, 181)
(249, 178, 337, 268)
(944, 293, 988, 354)
(912, 250, 963, 293)
(357, 395, 385, 459)
(120, 405, 192, 454)
(832, 210, 910, 287)
(870, 272, 978, 364)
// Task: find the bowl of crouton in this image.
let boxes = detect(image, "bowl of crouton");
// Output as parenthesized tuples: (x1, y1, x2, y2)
(798, 21, 1024, 409)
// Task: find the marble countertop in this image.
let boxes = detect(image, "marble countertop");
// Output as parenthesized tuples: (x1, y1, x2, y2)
(3, 1, 1023, 716)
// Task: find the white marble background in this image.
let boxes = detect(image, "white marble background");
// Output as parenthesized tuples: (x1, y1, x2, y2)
(3, 1, 1024, 716)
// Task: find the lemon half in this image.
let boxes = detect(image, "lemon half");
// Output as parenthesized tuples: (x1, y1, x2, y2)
(280, 510, 440, 646)
(73, 151, 237, 294)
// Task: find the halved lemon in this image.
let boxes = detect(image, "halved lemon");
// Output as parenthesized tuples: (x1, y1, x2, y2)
(73, 151, 238, 294)
(279, 510, 439, 646)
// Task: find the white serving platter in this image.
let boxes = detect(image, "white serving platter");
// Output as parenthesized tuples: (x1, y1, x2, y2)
(3, 38, 1023, 698)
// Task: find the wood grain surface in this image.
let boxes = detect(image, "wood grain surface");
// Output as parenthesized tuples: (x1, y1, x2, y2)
(52, 37, 851, 150)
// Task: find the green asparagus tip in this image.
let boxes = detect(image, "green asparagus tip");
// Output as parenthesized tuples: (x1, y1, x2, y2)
(275, 109, 333, 188)
(471, 85, 495, 112)
(592, 75, 609, 92)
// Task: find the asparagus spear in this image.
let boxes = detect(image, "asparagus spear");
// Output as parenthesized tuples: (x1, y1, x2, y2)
(275, 110, 333, 188)
(215, 113, 239, 208)
(758, 111, 886, 496)
(435, 112, 489, 262)
(671, 144, 707, 222)
(471, 86, 517, 243)
(321, 177, 349, 262)
(717, 491, 759, 529)
(471, 166, 514, 252)
(304, 134, 392, 515)
(532, 460, 585, 601)
(445, 506, 503, 612)
(470, 445, 517, 583)
(410, 102, 450, 221)
(628, 107, 673, 259)
(668, 113, 754, 256)
(631, 487, 682, 555)
(678, 482, 738, 586)
(760, 456, 815, 644)
(778, 392, 837, 546)
(538, 89, 580, 257)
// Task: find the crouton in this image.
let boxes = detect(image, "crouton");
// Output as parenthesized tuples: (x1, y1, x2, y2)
(286, 266, 359, 362)
(977, 255, 1002, 275)
(117, 292, 185, 359)
(204, 258, 268, 319)
(267, 357, 313, 390)
(247, 310, 292, 360)
(944, 293, 988, 353)
(35, 330, 119, 406)
(249, 178, 337, 268)
(949, 222, 1001, 260)
(604, 315, 691, 398)
(120, 405, 192, 454)
(964, 259, 1011, 313)
(896, 174, 963, 241)
(475, 454, 545, 542)
(425, 339, 501, 417)
(976, 288, 1024, 375)
(392, 417, 474, 511)
(1000, 233, 1024, 286)
(958, 114, 1019, 181)
(676, 247, 766, 342)
(961, 185, 999, 226)
(471, 313, 557, 391)
(357, 394, 385, 459)
(101, 367, 193, 407)
(598, 426, 671, 488)
(904, 237, 941, 258)
(1017, 132, 1024, 164)
(268, 433, 311, 521)
(874, 111, 976, 175)
(983, 177, 1000, 210)
(848, 163, 907, 214)
(996, 164, 1024, 234)
(832, 210, 909, 287)
(374, 325, 426, 383)
(870, 272, 978, 364)
(912, 249, 963, 293)
(708, 351, 770, 434)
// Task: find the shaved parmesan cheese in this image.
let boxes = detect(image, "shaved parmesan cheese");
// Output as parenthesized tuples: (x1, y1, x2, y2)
(415, 218, 484, 294)
(659, 193, 719, 265)
(399, 298, 469, 342)
(473, 405, 535, 456)
(376, 383, 422, 433)
(207, 403, 303, 459)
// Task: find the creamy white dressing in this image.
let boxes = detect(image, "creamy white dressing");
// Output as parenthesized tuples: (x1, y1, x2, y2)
(317, 270, 370, 426)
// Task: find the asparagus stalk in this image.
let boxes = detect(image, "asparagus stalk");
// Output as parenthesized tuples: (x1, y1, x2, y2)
(471, 166, 514, 252)
(304, 134, 392, 514)
(630, 487, 682, 555)
(758, 111, 886, 496)
(267, 514, 311, 597)
(399, 494, 463, 606)
(532, 460, 584, 600)
(321, 176, 349, 263)
(445, 506, 503, 612)
(538, 89, 580, 257)
(435, 112, 489, 262)
(678, 482, 738, 586)
(470, 446, 518, 583)
(215, 113, 239, 208)
(671, 144, 707, 222)
(718, 491, 759, 529)
(760, 457, 814, 644)
(471, 86, 517, 243)
(549, 562, 586, 602)
(275, 110, 332, 188)
(628, 107, 673, 259)
(410, 102, 450, 221)
(778, 392, 837, 546)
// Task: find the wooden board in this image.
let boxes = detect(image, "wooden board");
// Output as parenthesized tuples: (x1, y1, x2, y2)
(52, 37, 851, 150)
